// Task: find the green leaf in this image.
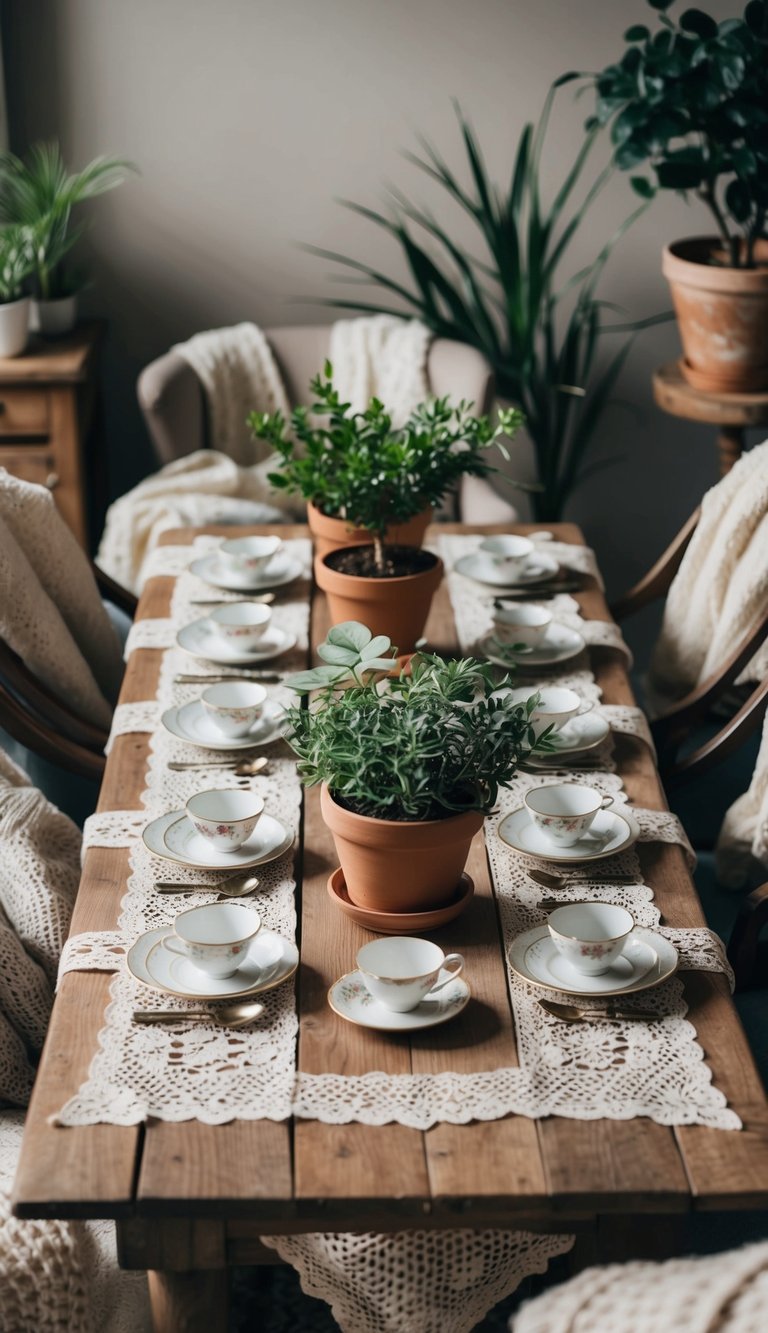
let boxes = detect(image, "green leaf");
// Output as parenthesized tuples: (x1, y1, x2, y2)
(284, 665, 348, 693)
(630, 175, 655, 198)
(745, 1, 767, 36)
(317, 643, 363, 666)
(725, 178, 752, 222)
(360, 634, 393, 661)
(679, 8, 718, 38)
(624, 24, 651, 40)
(327, 622, 373, 653)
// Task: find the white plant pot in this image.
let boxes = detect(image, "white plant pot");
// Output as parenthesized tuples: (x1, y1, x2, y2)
(29, 294, 78, 336)
(0, 296, 31, 358)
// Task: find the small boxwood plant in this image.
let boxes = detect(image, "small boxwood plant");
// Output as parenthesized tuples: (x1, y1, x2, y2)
(284, 621, 552, 821)
(249, 364, 524, 572)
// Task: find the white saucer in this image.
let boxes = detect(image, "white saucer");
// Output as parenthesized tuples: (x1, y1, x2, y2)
(189, 552, 304, 592)
(481, 623, 586, 668)
(328, 969, 471, 1031)
(143, 809, 294, 869)
(508, 924, 678, 998)
(177, 617, 297, 666)
(161, 698, 286, 751)
(455, 551, 559, 588)
(497, 805, 639, 863)
(127, 925, 299, 1000)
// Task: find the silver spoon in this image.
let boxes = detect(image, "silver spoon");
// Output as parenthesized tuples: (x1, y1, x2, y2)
(189, 593, 275, 605)
(527, 868, 638, 891)
(539, 999, 657, 1024)
(167, 756, 269, 775)
(133, 1000, 265, 1028)
(156, 872, 261, 897)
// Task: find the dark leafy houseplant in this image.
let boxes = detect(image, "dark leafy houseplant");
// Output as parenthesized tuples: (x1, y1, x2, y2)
(588, 0, 768, 267)
(0, 142, 135, 299)
(306, 86, 664, 521)
(0, 226, 35, 304)
(285, 622, 550, 821)
(249, 363, 523, 572)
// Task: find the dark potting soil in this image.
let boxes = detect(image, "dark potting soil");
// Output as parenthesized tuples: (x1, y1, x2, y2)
(325, 544, 437, 579)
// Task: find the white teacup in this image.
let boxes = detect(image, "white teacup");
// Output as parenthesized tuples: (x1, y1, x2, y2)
(205, 602, 272, 651)
(479, 534, 534, 579)
(162, 902, 262, 979)
(503, 686, 589, 741)
(185, 788, 264, 850)
(219, 535, 282, 578)
(492, 603, 552, 647)
(356, 937, 464, 1013)
(548, 902, 635, 976)
(524, 782, 614, 847)
(201, 681, 268, 738)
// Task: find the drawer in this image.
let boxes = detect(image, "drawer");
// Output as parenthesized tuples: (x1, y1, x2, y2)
(0, 446, 59, 492)
(0, 388, 49, 437)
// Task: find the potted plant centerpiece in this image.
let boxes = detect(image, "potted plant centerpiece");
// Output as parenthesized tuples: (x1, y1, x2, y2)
(0, 225, 35, 357)
(590, 0, 768, 392)
(0, 143, 134, 335)
(250, 364, 523, 651)
(285, 622, 549, 914)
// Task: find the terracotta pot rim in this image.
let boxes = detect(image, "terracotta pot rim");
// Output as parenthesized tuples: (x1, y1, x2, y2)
(317, 545, 442, 586)
(307, 500, 432, 526)
(663, 237, 768, 291)
(320, 783, 485, 838)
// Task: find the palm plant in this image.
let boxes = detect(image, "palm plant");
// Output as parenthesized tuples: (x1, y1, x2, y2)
(308, 84, 665, 520)
(0, 142, 134, 299)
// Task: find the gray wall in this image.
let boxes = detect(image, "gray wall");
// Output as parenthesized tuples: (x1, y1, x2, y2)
(2, 0, 756, 597)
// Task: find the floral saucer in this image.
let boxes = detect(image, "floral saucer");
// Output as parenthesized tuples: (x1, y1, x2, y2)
(161, 698, 286, 750)
(177, 618, 296, 666)
(454, 551, 558, 588)
(328, 970, 471, 1031)
(497, 805, 639, 863)
(142, 809, 294, 869)
(189, 552, 304, 592)
(127, 925, 299, 1000)
(480, 624, 585, 668)
(508, 924, 678, 998)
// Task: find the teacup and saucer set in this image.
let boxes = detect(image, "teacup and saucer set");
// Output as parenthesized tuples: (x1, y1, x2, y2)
(508, 901, 678, 1000)
(177, 600, 297, 666)
(190, 535, 304, 593)
(455, 535, 559, 590)
(162, 680, 286, 750)
(329, 936, 471, 1032)
(127, 900, 299, 1001)
(495, 685, 610, 762)
(143, 787, 294, 871)
(498, 781, 640, 863)
(479, 600, 585, 668)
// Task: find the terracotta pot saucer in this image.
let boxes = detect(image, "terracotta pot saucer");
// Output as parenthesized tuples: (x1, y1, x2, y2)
(327, 867, 474, 934)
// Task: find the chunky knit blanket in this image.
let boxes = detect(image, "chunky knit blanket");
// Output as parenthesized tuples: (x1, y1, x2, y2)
(0, 749, 150, 1331)
(97, 315, 432, 592)
(512, 1240, 768, 1332)
(0, 470, 123, 729)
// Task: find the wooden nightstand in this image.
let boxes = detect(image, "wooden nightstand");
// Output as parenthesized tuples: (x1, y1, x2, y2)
(0, 321, 104, 548)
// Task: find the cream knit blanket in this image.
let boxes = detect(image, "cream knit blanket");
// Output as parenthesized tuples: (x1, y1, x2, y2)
(646, 440, 768, 716)
(97, 315, 432, 592)
(513, 1239, 768, 1332)
(0, 470, 123, 730)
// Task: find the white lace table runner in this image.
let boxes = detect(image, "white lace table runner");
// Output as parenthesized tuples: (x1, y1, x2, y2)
(55, 534, 738, 1131)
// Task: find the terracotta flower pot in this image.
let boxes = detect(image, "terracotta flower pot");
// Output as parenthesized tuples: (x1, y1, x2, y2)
(314, 546, 443, 654)
(321, 783, 484, 912)
(663, 237, 768, 393)
(307, 501, 432, 560)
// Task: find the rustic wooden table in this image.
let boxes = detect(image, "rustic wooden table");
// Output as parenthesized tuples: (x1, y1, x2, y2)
(13, 523, 768, 1332)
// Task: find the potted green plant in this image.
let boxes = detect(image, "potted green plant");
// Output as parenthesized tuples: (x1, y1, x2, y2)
(0, 225, 35, 357)
(250, 364, 523, 651)
(0, 142, 134, 336)
(588, 0, 768, 392)
(285, 622, 548, 913)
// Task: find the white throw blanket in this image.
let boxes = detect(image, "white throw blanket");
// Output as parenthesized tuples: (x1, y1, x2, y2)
(646, 440, 768, 715)
(717, 708, 768, 888)
(0, 470, 123, 729)
(97, 315, 432, 592)
(512, 1240, 768, 1332)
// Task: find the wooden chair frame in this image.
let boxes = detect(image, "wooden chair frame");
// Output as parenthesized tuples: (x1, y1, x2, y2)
(0, 674, 105, 781)
(93, 563, 138, 618)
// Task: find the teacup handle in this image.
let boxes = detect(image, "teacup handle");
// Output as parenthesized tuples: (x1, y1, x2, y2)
(577, 700, 594, 716)
(429, 953, 464, 994)
(161, 934, 188, 958)
(600, 795, 614, 810)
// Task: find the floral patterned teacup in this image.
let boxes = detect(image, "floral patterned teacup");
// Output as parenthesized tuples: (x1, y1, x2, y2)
(219, 534, 283, 578)
(547, 902, 634, 976)
(204, 602, 272, 652)
(492, 602, 552, 647)
(499, 685, 589, 742)
(162, 902, 262, 979)
(479, 534, 534, 579)
(356, 937, 464, 1013)
(185, 788, 264, 850)
(524, 782, 614, 847)
(201, 681, 268, 738)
